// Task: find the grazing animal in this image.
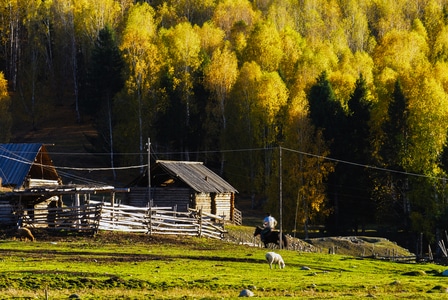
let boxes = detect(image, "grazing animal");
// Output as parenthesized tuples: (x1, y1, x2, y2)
(265, 252, 285, 269)
(238, 289, 254, 297)
(17, 227, 35, 241)
(254, 226, 288, 249)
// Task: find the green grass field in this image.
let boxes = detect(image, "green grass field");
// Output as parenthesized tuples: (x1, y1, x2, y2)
(1, 228, 448, 299)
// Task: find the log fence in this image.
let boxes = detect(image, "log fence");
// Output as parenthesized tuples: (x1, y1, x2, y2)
(15, 201, 227, 239)
(18, 203, 102, 232)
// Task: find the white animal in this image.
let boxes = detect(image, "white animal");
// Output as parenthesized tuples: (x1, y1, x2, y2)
(238, 289, 254, 297)
(265, 252, 285, 269)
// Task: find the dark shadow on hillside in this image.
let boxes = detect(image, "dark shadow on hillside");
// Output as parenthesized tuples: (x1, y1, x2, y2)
(0, 248, 265, 265)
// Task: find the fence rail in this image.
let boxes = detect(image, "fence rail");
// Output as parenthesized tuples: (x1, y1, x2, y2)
(233, 208, 242, 225)
(96, 202, 227, 239)
(16, 201, 227, 239)
(18, 203, 102, 232)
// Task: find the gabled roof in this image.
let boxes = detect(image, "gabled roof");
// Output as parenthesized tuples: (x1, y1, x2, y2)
(0, 143, 60, 188)
(152, 160, 238, 193)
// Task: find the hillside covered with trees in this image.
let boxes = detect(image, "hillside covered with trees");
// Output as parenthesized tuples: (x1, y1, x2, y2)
(2, 0, 448, 245)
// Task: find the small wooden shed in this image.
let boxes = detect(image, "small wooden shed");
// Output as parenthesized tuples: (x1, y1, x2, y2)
(0, 143, 125, 227)
(0, 143, 62, 224)
(0, 143, 61, 189)
(127, 160, 238, 222)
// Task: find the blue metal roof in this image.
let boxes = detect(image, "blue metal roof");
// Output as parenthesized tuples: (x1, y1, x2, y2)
(0, 143, 43, 187)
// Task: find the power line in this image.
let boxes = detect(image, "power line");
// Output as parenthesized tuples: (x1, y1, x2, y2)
(0, 153, 144, 171)
(53, 164, 144, 171)
(1, 146, 447, 182)
(281, 146, 447, 181)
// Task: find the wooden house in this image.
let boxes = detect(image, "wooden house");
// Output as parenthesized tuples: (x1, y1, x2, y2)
(127, 160, 239, 222)
(0, 143, 62, 224)
(0, 143, 124, 226)
(0, 143, 61, 189)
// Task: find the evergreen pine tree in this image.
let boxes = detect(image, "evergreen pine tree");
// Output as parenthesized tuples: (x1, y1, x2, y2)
(307, 71, 347, 233)
(85, 26, 124, 180)
(344, 74, 374, 232)
(377, 79, 411, 229)
(85, 26, 124, 115)
(381, 79, 409, 169)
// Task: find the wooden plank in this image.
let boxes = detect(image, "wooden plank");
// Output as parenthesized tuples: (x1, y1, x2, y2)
(195, 193, 211, 213)
(214, 193, 231, 220)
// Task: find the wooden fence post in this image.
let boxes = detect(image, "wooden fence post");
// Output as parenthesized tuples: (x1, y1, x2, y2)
(75, 194, 80, 230)
(95, 203, 102, 234)
(198, 209, 202, 237)
(148, 205, 152, 235)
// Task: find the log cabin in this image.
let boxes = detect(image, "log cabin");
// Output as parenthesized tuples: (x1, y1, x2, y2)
(127, 160, 239, 223)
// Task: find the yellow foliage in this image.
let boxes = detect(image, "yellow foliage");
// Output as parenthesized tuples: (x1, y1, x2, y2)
(0, 73, 8, 100)
(197, 21, 225, 57)
(73, 0, 121, 40)
(374, 29, 429, 74)
(204, 45, 239, 130)
(431, 25, 448, 62)
(283, 100, 334, 224)
(163, 22, 202, 73)
(258, 71, 289, 121)
(266, 0, 295, 31)
(212, 0, 260, 37)
(433, 62, 448, 94)
(204, 46, 238, 97)
(402, 71, 448, 173)
(244, 21, 283, 72)
(0, 72, 11, 143)
(120, 2, 161, 96)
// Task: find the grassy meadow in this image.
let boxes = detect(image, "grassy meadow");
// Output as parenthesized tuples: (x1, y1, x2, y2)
(0, 228, 448, 299)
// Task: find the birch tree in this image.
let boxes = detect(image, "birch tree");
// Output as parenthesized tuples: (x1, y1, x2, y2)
(72, 0, 121, 44)
(212, 0, 259, 38)
(225, 61, 288, 207)
(243, 21, 283, 72)
(119, 2, 162, 166)
(203, 45, 238, 174)
(0, 0, 22, 91)
(52, 0, 81, 121)
(161, 21, 202, 160)
(272, 93, 333, 234)
(20, 0, 52, 129)
(402, 70, 448, 240)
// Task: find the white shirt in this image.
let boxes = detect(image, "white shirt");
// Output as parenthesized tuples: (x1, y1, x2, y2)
(263, 216, 277, 229)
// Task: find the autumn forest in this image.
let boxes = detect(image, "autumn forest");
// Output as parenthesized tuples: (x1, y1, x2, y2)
(1, 0, 448, 244)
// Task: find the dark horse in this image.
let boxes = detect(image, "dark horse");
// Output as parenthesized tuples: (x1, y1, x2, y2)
(254, 226, 288, 249)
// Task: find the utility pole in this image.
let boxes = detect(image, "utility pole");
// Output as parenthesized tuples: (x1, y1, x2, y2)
(279, 146, 283, 249)
(147, 138, 151, 205)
